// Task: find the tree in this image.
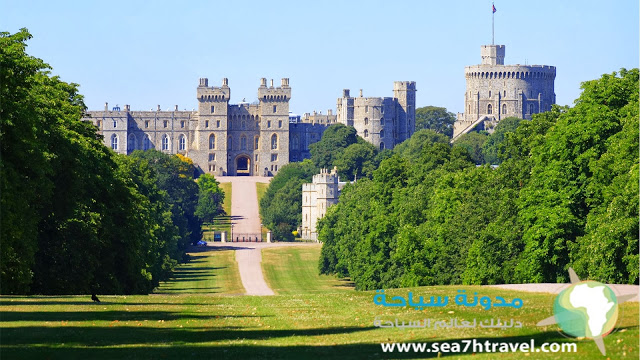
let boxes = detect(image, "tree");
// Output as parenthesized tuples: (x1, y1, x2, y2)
(259, 160, 317, 241)
(309, 124, 359, 169)
(482, 117, 522, 164)
(333, 141, 378, 180)
(453, 131, 488, 164)
(195, 174, 225, 224)
(415, 106, 456, 138)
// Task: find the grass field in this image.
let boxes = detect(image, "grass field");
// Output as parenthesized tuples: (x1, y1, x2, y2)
(203, 182, 232, 241)
(155, 247, 243, 295)
(1, 245, 638, 359)
(262, 244, 354, 294)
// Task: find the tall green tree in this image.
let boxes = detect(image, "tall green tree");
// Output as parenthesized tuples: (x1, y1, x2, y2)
(195, 174, 225, 224)
(309, 124, 359, 169)
(482, 117, 522, 164)
(260, 160, 317, 241)
(415, 106, 456, 138)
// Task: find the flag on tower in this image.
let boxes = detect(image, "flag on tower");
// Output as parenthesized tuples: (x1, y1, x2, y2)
(493, 4, 497, 13)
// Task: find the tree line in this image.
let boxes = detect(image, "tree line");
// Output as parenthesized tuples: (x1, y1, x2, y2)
(1, 29, 224, 295)
(318, 68, 638, 289)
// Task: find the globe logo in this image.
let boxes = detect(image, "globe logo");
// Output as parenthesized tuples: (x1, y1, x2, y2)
(553, 281, 618, 338)
(537, 268, 635, 356)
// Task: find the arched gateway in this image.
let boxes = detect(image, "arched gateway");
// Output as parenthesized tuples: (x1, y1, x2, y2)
(235, 155, 251, 176)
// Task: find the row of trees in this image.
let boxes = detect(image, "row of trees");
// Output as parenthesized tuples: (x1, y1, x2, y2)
(319, 68, 639, 289)
(1, 29, 224, 295)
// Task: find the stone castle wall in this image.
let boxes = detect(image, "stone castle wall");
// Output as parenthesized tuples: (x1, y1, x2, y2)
(454, 45, 556, 138)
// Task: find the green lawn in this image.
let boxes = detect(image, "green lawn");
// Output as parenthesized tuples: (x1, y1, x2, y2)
(203, 182, 232, 240)
(1, 245, 638, 359)
(155, 247, 243, 295)
(262, 244, 354, 294)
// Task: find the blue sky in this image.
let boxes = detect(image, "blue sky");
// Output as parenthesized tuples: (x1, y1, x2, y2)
(2, 0, 638, 115)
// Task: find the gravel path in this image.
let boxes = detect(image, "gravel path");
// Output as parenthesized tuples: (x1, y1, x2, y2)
(213, 176, 312, 296)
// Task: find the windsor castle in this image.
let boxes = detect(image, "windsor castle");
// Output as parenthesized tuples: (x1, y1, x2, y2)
(83, 41, 554, 177)
(83, 78, 416, 176)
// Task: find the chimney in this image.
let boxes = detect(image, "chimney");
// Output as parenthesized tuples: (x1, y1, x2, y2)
(270, 79, 274, 87)
(343, 89, 350, 98)
(222, 78, 228, 86)
(125, 104, 130, 112)
(157, 105, 161, 111)
(105, 102, 108, 111)
(199, 78, 208, 87)
(359, 89, 363, 97)
(328, 109, 332, 115)
(261, 78, 267, 87)
(174, 105, 178, 111)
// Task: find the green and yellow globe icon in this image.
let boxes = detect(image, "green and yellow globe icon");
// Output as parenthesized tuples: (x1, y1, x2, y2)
(553, 281, 618, 338)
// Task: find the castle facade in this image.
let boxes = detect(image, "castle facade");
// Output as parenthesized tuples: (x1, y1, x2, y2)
(83, 79, 416, 176)
(337, 81, 417, 150)
(301, 167, 342, 241)
(453, 45, 556, 140)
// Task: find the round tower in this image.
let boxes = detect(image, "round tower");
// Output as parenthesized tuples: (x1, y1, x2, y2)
(454, 45, 556, 139)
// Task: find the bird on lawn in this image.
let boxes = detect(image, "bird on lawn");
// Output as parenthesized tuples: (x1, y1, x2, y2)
(91, 293, 101, 303)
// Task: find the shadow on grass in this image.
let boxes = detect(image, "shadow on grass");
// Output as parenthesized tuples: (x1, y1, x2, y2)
(2, 327, 628, 359)
(0, 310, 267, 322)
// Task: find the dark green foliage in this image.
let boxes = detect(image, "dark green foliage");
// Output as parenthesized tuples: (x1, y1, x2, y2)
(0, 29, 191, 294)
(259, 160, 317, 241)
(482, 117, 522, 164)
(453, 131, 488, 164)
(392, 129, 450, 162)
(130, 150, 201, 249)
(319, 69, 639, 288)
(333, 141, 378, 180)
(415, 106, 456, 138)
(309, 124, 359, 169)
(195, 174, 225, 224)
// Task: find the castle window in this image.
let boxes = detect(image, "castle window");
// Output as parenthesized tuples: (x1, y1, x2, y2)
(128, 134, 136, 151)
(292, 135, 299, 150)
(205, 120, 209, 128)
(96, 120, 101, 128)
(489, 91, 492, 98)
(503, 90, 506, 97)
(241, 121, 246, 129)
(179, 135, 186, 151)
(267, 120, 271, 128)
(364, 129, 369, 138)
(274, 165, 278, 171)
(487, 104, 492, 114)
(273, 105, 277, 113)
(227, 136, 232, 150)
(162, 135, 170, 151)
(209, 153, 215, 161)
(381, 106, 384, 114)
(278, 120, 282, 128)
(209, 134, 215, 149)
(529, 104, 534, 114)
(181, 121, 185, 128)
(380, 142, 385, 150)
(254, 136, 259, 150)
(113, 119, 117, 128)
(163, 120, 168, 128)
(364, 117, 369, 125)
(365, 105, 369, 112)
(256, 121, 260, 128)
(271, 154, 278, 161)
(111, 134, 118, 150)
(145, 120, 149, 128)
(271, 134, 278, 149)
(143, 134, 151, 150)
(380, 118, 384, 125)
(216, 120, 220, 128)
(241, 135, 247, 150)
(255, 154, 258, 161)
(380, 130, 385, 138)
(211, 106, 215, 113)
(502, 104, 507, 114)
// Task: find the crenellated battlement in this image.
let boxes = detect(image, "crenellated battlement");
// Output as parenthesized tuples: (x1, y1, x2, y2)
(197, 78, 230, 102)
(258, 78, 291, 102)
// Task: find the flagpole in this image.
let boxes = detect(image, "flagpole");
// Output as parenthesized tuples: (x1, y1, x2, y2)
(492, 2, 495, 45)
